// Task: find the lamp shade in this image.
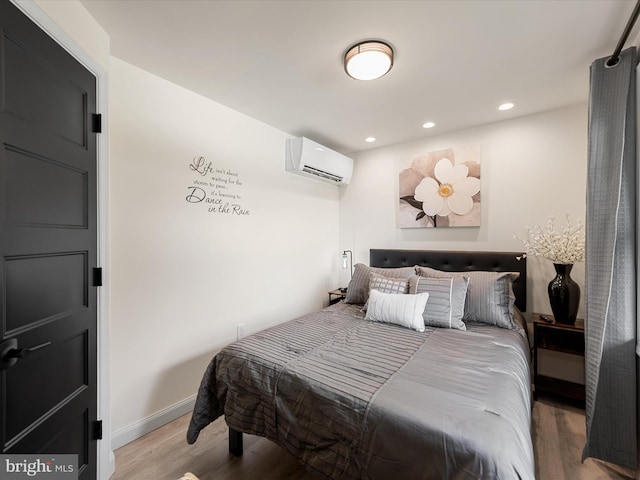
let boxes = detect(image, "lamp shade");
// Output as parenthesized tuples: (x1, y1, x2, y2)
(344, 41, 393, 81)
(342, 250, 353, 276)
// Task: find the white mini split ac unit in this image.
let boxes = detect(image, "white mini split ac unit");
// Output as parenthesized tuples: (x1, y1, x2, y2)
(285, 137, 353, 185)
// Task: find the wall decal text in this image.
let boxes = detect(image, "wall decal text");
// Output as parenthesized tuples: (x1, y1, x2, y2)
(185, 156, 250, 216)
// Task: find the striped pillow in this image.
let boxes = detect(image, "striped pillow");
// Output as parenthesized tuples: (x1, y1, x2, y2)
(361, 272, 411, 312)
(345, 263, 415, 305)
(409, 275, 468, 330)
(415, 266, 519, 329)
(365, 289, 429, 332)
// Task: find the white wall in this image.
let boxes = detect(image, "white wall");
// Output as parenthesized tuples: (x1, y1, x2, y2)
(108, 57, 341, 435)
(339, 104, 588, 317)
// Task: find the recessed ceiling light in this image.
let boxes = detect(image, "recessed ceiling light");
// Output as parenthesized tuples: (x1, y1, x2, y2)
(365, 137, 376, 143)
(422, 122, 436, 129)
(344, 41, 394, 81)
(498, 102, 514, 111)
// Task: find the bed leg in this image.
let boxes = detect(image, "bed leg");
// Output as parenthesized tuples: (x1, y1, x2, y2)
(228, 427, 243, 456)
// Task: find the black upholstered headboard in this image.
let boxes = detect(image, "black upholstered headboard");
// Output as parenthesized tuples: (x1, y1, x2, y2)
(369, 249, 527, 312)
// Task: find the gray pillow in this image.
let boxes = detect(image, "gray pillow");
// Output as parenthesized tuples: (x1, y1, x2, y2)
(362, 272, 411, 312)
(345, 263, 415, 304)
(370, 272, 411, 295)
(409, 275, 468, 330)
(415, 266, 519, 329)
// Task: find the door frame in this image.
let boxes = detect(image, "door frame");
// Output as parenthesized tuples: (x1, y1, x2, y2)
(8, 1, 114, 478)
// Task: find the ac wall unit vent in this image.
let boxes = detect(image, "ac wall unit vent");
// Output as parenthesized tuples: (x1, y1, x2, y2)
(285, 137, 353, 185)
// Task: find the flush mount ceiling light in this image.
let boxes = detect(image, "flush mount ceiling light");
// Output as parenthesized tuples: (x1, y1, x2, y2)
(344, 41, 394, 80)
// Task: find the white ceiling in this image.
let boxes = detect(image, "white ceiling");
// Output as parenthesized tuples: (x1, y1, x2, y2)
(80, 0, 638, 155)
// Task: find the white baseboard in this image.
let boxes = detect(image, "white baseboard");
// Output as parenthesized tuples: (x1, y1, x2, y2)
(111, 395, 197, 450)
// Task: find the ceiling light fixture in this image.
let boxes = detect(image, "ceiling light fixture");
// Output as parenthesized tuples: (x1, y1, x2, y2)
(344, 41, 394, 81)
(422, 122, 436, 129)
(365, 137, 376, 143)
(498, 102, 514, 111)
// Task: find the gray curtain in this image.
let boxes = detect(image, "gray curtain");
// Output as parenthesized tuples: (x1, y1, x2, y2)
(583, 46, 637, 469)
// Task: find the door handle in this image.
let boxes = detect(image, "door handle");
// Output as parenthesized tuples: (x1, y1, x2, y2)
(7, 342, 52, 358)
(1, 338, 52, 370)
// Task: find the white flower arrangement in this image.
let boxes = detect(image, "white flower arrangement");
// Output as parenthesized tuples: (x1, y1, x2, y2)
(515, 215, 585, 264)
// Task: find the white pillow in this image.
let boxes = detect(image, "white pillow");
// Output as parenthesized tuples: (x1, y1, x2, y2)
(364, 289, 429, 332)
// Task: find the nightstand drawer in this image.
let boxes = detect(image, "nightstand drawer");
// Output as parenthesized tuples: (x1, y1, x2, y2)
(536, 327, 584, 355)
(532, 314, 585, 403)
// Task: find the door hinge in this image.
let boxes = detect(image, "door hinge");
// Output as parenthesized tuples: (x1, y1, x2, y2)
(92, 113, 102, 133)
(93, 267, 103, 287)
(93, 420, 103, 440)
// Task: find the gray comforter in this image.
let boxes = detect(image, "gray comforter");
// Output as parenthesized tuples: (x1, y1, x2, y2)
(187, 302, 534, 480)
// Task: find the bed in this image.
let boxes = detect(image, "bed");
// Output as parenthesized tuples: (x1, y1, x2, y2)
(187, 249, 534, 480)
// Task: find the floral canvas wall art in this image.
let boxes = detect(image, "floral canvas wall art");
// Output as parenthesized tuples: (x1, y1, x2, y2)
(399, 146, 481, 228)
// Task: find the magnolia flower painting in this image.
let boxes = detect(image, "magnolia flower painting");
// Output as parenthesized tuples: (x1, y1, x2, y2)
(399, 147, 481, 227)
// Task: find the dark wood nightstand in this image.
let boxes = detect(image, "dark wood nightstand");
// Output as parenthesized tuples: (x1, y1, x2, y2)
(328, 289, 347, 305)
(533, 313, 585, 403)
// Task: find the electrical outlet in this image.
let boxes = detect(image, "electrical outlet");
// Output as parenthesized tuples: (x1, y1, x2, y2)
(237, 324, 245, 340)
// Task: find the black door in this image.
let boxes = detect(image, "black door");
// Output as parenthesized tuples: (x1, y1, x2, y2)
(0, 1, 99, 478)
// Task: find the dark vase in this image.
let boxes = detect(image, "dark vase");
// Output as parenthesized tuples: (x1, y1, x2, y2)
(548, 263, 580, 325)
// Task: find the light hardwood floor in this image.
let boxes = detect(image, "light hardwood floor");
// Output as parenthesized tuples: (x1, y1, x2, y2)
(111, 395, 636, 480)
